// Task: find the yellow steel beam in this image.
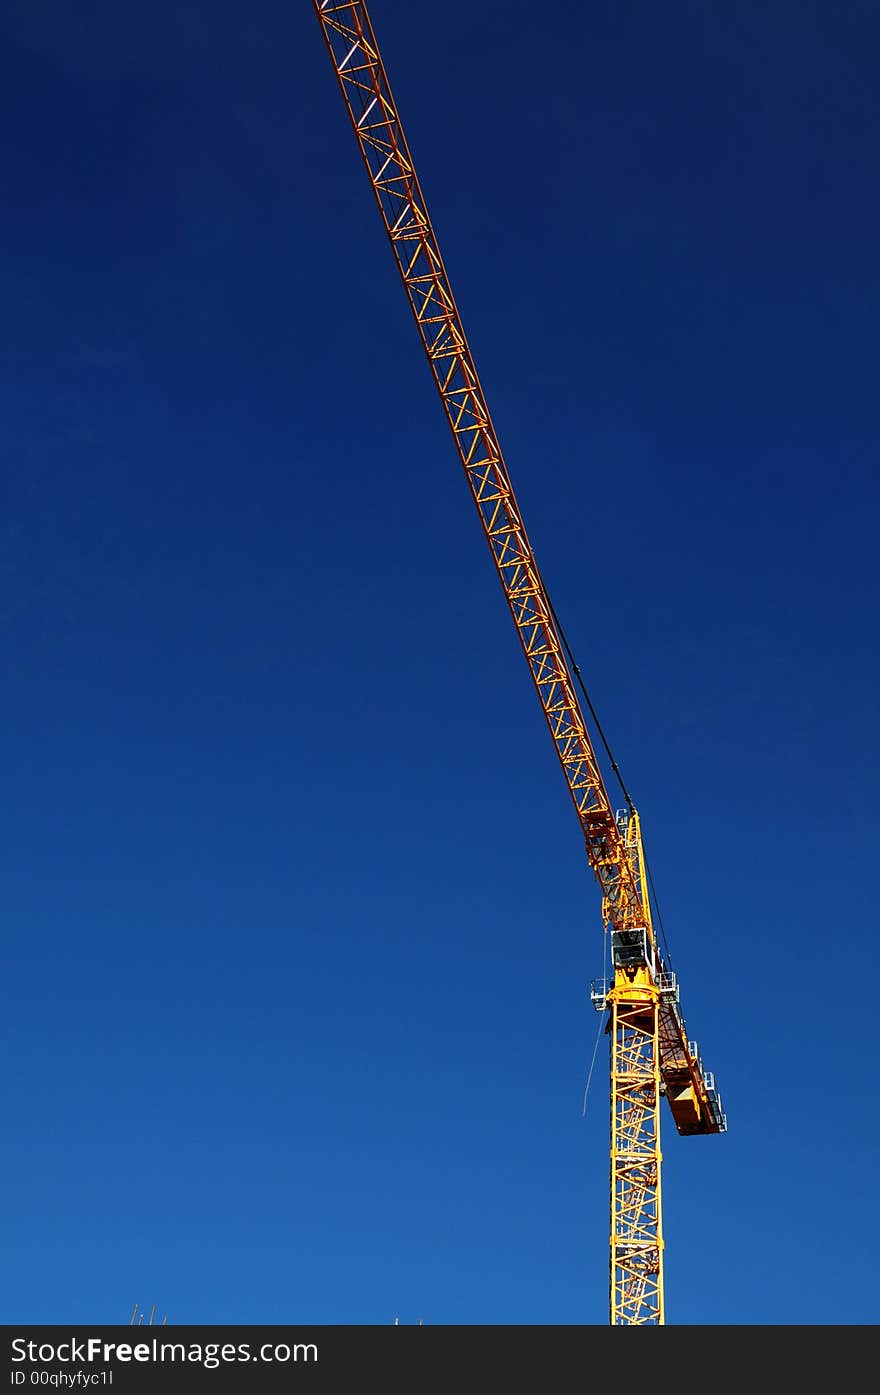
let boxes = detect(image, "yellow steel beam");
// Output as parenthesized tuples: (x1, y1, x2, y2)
(609, 969, 664, 1324)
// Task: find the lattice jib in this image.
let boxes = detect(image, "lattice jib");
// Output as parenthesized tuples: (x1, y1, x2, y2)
(314, 0, 646, 930)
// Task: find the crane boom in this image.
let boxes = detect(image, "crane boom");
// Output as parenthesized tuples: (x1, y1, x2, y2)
(312, 0, 725, 1325)
(313, 2, 641, 933)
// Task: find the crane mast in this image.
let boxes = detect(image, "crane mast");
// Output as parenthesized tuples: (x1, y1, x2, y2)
(312, 0, 725, 1325)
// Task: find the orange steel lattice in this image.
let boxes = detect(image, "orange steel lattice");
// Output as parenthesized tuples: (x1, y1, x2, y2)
(312, 0, 642, 935)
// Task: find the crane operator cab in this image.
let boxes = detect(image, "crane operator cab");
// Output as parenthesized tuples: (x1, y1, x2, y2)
(611, 926, 657, 980)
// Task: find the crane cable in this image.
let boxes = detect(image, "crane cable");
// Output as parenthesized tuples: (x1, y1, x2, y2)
(543, 589, 674, 969)
(582, 925, 609, 1117)
(581, 1011, 606, 1118)
(545, 593, 636, 816)
(643, 848, 673, 971)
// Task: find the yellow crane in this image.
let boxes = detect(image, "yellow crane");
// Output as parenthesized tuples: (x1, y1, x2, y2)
(311, 1, 726, 1325)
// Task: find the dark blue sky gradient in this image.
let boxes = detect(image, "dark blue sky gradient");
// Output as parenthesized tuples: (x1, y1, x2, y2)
(2, 0, 878, 1324)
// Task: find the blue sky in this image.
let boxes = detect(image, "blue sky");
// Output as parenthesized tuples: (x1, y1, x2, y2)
(2, 0, 878, 1325)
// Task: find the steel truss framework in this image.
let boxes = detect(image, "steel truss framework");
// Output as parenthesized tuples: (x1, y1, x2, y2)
(609, 979, 663, 1324)
(312, 0, 723, 1325)
(313, 0, 642, 930)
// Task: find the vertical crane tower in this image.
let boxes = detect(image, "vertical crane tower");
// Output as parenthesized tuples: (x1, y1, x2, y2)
(311, 0, 726, 1324)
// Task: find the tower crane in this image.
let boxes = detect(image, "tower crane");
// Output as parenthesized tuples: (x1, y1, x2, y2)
(311, 1, 726, 1325)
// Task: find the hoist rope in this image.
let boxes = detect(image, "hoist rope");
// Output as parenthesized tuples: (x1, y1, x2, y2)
(544, 588, 674, 967)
